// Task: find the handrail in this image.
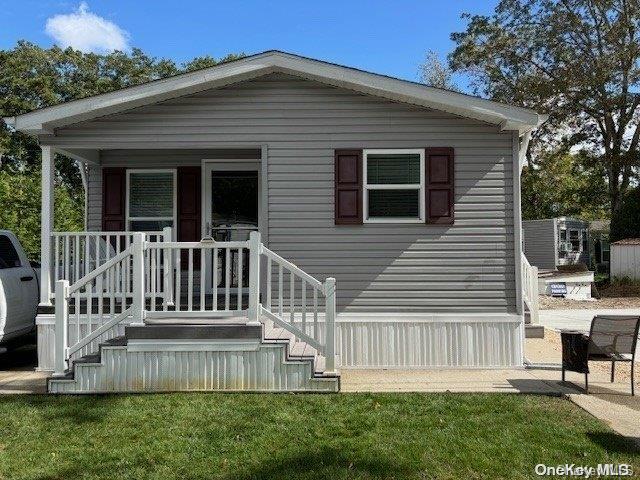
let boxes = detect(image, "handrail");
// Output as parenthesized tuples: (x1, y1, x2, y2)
(261, 239, 336, 373)
(54, 233, 145, 376)
(67, 246, 133, 294)
(262, 247, 324, 291)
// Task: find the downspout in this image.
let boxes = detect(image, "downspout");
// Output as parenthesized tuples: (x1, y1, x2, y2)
(518, 131, 532, 172)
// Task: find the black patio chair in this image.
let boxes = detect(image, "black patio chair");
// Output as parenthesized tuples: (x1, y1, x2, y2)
(561, 315, 639, 395)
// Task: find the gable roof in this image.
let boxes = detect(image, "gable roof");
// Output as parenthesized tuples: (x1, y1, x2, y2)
(4, 50, 546, 135)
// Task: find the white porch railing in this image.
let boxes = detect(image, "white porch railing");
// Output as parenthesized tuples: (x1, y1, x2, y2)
(54, 233, 143, 375)
(53, 231, 337, 376)
(521, 253, 539, 324)
(50, 227, 172, 300)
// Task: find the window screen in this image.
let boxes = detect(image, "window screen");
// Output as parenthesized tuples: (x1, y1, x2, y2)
(128, 171, 175, 232)
(0, 235, 21, 269)
(364, 151, 423, 221)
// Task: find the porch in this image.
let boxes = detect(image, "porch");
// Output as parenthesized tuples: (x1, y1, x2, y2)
(42, 228, 338, 392)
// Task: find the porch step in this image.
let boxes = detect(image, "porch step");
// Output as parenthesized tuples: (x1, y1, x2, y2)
(525, 324, 545, 338)
(48, 321, 339, 393)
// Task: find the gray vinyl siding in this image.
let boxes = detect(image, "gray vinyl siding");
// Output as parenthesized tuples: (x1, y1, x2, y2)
(523, 219, 556, 269)
(48, 73, 517, 314)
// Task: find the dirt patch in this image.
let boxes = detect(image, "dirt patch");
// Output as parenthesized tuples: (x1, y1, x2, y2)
(539, 295, 640, 309)
(600, 282, 640, 298)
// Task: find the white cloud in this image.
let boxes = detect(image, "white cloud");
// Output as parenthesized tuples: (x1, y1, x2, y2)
(45, 2, 130, 53)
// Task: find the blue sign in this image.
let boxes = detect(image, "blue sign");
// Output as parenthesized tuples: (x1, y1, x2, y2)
(550, 283, 567, 296)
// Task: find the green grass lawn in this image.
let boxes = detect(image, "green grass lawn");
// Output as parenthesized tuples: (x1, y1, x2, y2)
(0, 393, 637, 480)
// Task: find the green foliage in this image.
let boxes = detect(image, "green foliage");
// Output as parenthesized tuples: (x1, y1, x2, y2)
(0, 41, 244, 258)
(521, 150, 609, 220)
(0, 169, 82, 259)
(610, 187, 640, 242)
(419, 50, 459, 91)
(450, 0, 640, 215)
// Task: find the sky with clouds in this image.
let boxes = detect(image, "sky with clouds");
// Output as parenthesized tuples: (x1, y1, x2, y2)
(0, 1, 497, 84)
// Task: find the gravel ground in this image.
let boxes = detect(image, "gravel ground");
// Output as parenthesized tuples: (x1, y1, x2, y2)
(539, 295, 640, 309)
(527, 330, 635, 383)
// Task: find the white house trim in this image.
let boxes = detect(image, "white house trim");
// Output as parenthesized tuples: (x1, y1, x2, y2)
(4, 51, 546, 135)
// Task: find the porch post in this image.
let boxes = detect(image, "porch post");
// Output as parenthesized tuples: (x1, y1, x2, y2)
(324, 277, 337, 374)
(247, 231, 262, 326)
(54, 279, 68, 376)
(131, 233, 146, 325)
(40, 146, 55, 305)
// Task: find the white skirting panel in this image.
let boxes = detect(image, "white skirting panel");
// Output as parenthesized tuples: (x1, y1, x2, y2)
(336, 318, 523, 368)
(48, 344, 338, 393)
(38, 313, 524, 372)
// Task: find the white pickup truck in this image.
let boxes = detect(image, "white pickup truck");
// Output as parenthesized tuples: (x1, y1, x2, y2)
(0, 231, 39, 349)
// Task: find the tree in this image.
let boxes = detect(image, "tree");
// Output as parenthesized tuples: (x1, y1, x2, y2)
(419, 50, 458, 90)
(521, 149, 609, 220)
(0, 41, 244, 255)
(610, 186, 640, 242)
(450, 0, 640, 215)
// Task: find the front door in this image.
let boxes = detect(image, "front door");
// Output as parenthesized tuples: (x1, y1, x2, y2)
(202, 162, 260, 293)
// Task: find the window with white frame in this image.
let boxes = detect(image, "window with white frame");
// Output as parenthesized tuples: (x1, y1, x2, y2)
(126, 170, 176, 232)
(363, 149, 424, 223)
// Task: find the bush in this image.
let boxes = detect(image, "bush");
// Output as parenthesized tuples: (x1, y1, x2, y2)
(610, 187, 640, 242)
(557, 262, 589, 273)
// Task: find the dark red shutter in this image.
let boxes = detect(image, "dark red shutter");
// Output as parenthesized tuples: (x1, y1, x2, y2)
(177, 166, 202, 264)
(102, 167, 126, 231)
(334, 149, 363, 225)
(425, 147, 455, 224)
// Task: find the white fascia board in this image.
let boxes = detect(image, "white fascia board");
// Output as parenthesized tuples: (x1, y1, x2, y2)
(9, 51, 545, 135)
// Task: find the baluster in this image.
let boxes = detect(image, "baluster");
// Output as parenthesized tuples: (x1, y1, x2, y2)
(237, 247, 243, 310)
(125, 236, 131, 295)
(87, 275, 93, 331)
(313, 288, 319, 340)
(200, 248, 205, 311)
(94, 235, 100, 281)
(115, 235, 121, 296)
(110, 261, 115, 317)
(266, 258, 272, 310)
(145, 240, 151, 296)
(64, 235, 70, 281)
(105, 235, 112, 309)
(175, 248, 182, 312)
(278, 264, 283, 317)
(75, 288, 81, 343)
(97, 272, 103, 327)
(74, 235, 80, 284)
(120, 257, 126, 314)
(302, 280, 307, 335)
(290, 270, 295, 324)
(212, 247, 218, 311)
(150, 248, 157, 312)
(156, 240, 161, 299)
(187, 248, 193, 311)
(54, 235, 60, 283)
(84, 234, 90, 278)
(224, 248, 231, 311)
